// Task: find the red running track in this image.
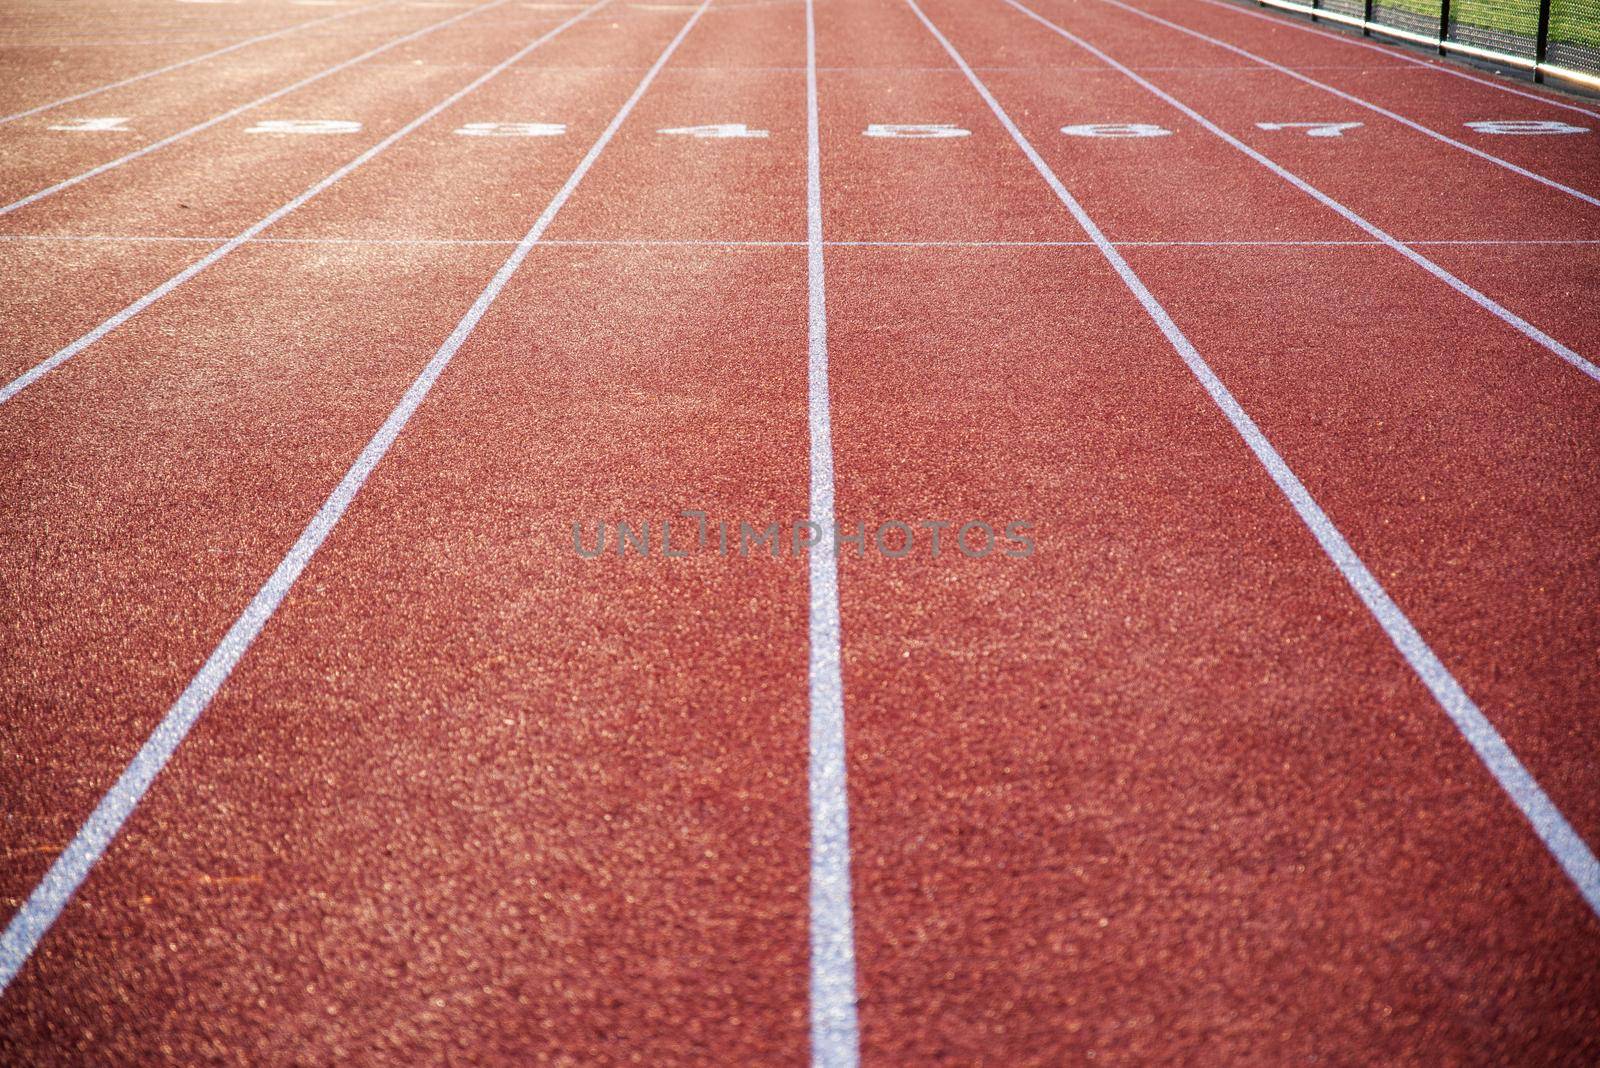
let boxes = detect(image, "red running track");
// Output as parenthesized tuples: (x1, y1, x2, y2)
(1, 0, 1598, 1061)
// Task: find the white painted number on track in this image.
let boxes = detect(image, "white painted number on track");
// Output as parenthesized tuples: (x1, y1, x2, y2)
(455, 121, 566, 136)
(864, 123, 970, 138)
(1465, 119, 1589, 135)
(245, 119, 362, 135)
(1060, 123, 1172, 138)
(658, 123, 769, 138)
(1256, 121, 1364, 138)
(47, 117, 131, 132)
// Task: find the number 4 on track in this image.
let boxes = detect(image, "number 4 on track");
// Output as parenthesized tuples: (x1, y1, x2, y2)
(658, 124, 768, 138)
(1256, 122, 1363, 138)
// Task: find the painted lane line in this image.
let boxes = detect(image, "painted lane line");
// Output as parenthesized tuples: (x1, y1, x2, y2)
(0, 0, 399, 126)
(906, 0, 1600, 918)
(0, 0, 610, 408)
(0, 0, 709, 994)
(1001, 0, 1600, 385)
(9, 233, 1600, 249)
(805, 0, 862, 1063)
(0, 0, 520, 218)
(1087, 0, 1600, 210)
(6, 233, 1600, 248)
(1194, 0, 1600, 123)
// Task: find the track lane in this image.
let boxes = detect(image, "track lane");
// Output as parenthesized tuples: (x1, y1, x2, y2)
(0, 0, 399, 126)
(1184, 0, 1600, 120)
(1069, 0, 1600, 205)
(1, 43, 206, 119)
(0, 7, 687, 923)
(0, 0, 314, 41)
(1110, 239, 1600, 835)
(0, 1, 825, 1059)
(0, 3, 629, 390)
(990, 0, 1600, 242)
(830, 243, 1600, 1065)
(932, 0, 1600, 868)
(983, 0, 1600, 377)
(812, 0, 1085, 244)
(811, 0, 1600, 1060)
(0, 0, 528, 212)
(542, 1, 807, 243)
(266, 64, 645, 242)
(2, 0, 1596, 1059)
(0, 250, 815, 1066)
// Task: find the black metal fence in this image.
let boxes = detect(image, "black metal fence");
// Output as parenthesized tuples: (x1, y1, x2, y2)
(1245, 0, 1600, 93)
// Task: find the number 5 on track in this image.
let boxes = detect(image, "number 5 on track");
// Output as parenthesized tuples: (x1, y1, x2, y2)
(863, 123, 971, 138)
(455, 122, 567, 137)
(658, 124, 768, 138)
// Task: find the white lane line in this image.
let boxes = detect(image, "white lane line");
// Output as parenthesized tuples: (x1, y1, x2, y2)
(805, 0, 861, 1063)
(1002, 0, 1600, 384)
(0, 0, 398, 127)
(7, 232, 1600, 250)
(0, 0, 610, 407)
(907, 0, 1600, 918)
(838, 237, 1600, 247)
(0, 0, 709, 995)
(8, 233, 1600, 249)
(1089, 0, 1600, 210)
(0, 0, 518, 218)
(1195, 0, 1600, 123)
(0, 234, 799, 246)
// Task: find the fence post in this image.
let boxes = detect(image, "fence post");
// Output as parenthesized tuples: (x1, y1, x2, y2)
(1534, 0, 1553, 82)
(1363, 0, 1374, 35)
(1438, 0, 1452, 55)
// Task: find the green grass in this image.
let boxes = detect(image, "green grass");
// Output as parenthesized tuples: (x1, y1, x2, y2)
(1549, 0, 1600, 49)
(1357, 0, 1600, 48)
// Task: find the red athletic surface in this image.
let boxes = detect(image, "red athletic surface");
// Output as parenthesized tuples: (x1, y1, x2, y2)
(2, 0, 1598, 1061)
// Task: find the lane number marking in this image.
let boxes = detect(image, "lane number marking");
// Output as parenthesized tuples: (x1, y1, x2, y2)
(1256, 121, 1364, 138)
(245, 119, 363, 135)
(864, 123, 970, 138)
(47, 116, 131, 132)
(1060, 122, 1172, 137)
(1465, 119, 1589, 135)
(455, 121, 567, 136)
(659, 123, 769, 138)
